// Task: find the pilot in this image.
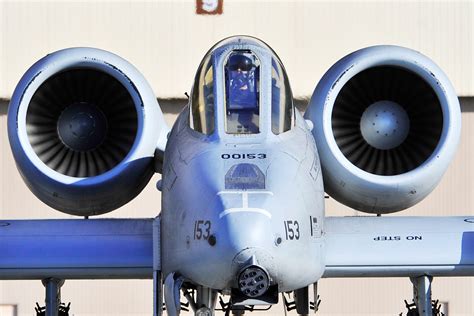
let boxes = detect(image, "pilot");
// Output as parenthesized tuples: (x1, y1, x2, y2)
(227, 54, 258, 110)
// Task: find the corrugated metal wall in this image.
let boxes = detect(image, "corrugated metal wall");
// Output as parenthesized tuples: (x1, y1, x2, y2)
(0, 1, 472, 99)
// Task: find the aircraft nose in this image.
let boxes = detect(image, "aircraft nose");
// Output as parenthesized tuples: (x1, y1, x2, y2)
(219, 209, 277, 291)
(190, 190, 278, 290)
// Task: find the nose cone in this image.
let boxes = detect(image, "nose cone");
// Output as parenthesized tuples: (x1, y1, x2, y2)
(360, 100, 410, 150)
(182, 201, 277, 291)
(222, 210, 277, 287)
(57, 102, 108, 151)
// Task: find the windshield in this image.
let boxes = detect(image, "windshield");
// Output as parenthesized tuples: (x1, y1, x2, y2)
(271, 58, 294, 134)
(190, 54, 215, 135)
(224, 51, 260, 134)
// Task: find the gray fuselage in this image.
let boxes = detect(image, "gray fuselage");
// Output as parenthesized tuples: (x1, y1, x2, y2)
(161, 108, 325, 292)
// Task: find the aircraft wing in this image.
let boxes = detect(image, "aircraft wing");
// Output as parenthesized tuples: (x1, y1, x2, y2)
(323, 216, 474, 278)
(3, 216, 474, 281)
(0, 219, 155, 280)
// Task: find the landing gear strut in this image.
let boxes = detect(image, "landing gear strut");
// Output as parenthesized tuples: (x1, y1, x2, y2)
(400, 276, 445, 316)
(282, 282, 321, 315)
(195, 285, 218, 316)
(35, 278, 71, 316)
(163, 275, 218, 316)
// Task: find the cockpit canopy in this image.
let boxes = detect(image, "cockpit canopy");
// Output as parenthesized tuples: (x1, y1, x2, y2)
(225, 51, 260, 134)
(190, 36, 294, 136)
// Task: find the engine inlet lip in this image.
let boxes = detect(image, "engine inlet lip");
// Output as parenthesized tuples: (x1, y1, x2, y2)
(26, 68, 138, 178)
(321, 56, 458, 183)
(11, 50, 148, 184)
(331, 66, 443, 176)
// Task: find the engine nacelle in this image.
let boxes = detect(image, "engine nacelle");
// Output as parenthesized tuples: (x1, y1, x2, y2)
(305, 46, 461, 213)
(8, 48, 168, 216)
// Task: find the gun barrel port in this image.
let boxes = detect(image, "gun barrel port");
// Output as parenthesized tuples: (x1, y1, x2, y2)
(237, 266, 270, 298)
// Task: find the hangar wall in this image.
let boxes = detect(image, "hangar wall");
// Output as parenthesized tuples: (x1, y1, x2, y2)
(0, 0, 473, 315)
(0, 0, 472, 99)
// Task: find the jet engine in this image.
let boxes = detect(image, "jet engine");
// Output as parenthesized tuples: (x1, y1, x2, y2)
(305, 46, 461, 213)
(8, 48, 168, 216)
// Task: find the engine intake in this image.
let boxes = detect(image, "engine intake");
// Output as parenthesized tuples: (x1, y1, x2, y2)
(333, 66, 443, 175)
(27, 68, 139, 177)
(305, 46, 460, 213)
(8, 48, 168, 216)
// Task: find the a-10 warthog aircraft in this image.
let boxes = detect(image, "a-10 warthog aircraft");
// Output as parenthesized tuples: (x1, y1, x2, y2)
(0, 36, 471, 316)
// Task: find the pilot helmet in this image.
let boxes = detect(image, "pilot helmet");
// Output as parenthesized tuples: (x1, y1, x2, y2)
(228, 54, 253, 72)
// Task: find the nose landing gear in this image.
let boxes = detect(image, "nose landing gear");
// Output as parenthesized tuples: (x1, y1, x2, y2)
(163, 274, 218, 316)
(282, 282, 321, 315)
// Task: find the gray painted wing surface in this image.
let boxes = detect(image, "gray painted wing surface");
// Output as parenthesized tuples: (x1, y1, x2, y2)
(0, 219, 153, 280)
(323, 216, 474, 277)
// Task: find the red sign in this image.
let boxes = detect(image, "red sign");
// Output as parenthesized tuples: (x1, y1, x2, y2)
(196, 0, 223, 15)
